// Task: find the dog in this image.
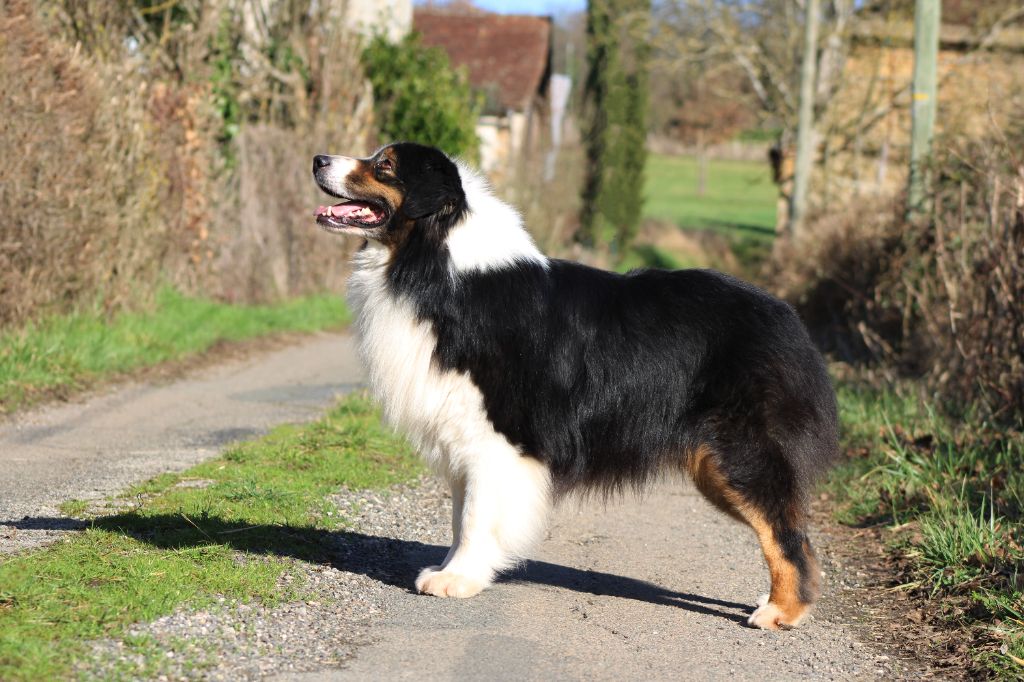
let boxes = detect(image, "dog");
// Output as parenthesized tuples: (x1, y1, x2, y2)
(312, 142, 839, 630)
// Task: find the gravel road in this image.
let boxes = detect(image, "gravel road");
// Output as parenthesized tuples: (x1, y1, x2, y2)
(0, 333, 363, 554)
(81, 477, 912, 680)
(0, 332, 921, 679)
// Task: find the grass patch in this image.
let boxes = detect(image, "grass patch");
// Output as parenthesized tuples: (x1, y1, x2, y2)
(0, 287, 351, 414)
(643, 153, 777, 236)
(829, 382, 1024, 676)
(617, 243, 703, 273)
(0, 393, 421, 681)
(643, 153, 777, 272)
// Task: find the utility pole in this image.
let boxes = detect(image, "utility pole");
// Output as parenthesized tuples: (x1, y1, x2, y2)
(907, 0, 941, 219)
(789, 0, 821, 238)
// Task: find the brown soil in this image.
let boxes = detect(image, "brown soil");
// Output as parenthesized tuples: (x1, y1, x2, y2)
(816, 498, 975, 680)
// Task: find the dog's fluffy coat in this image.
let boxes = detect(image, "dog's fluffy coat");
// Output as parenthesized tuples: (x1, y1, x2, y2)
(312, 143, 839, 629)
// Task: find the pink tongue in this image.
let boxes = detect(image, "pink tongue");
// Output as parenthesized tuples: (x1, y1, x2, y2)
(314, 202, 369, 218)
(331, 202, 365, 217)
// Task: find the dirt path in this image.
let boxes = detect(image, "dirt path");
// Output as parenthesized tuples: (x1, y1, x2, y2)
(0, 332, 363, 554)
(271, 481, 904, 682)
(0, 333, 920, 679)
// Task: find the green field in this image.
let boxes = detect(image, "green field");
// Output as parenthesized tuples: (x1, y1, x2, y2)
(643, 153, 778, 236)
(0, 288, 350, 414)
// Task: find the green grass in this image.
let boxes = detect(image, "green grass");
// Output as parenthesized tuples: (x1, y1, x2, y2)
(0, 393, 422, 681)
(643, 153, 777, 236)
(616, 243, 704, 273)
(829, 383, 1024, 676)
(0, 288, 350, 413)
(641, 153, 777, 272)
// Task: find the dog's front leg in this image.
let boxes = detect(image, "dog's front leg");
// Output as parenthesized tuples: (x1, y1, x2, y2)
(415, 444, 551, 598)
(416, 473, 466, 577)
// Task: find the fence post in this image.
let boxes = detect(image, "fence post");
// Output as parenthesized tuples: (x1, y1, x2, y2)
(789, 0, 821, 238)
(907, 0, 941, 219)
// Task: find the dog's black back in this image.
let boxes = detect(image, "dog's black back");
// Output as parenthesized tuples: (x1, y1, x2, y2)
(393, 250, 839, 500)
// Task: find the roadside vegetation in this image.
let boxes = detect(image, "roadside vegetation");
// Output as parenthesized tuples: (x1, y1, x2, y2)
(642, 119, 1024, 676)
(639, 153, 776, 273)
(830, 385, 1024, 676)
(2, 1, 479, 332)
(0, 394, 421, 681)
(0, 289, 349, 414)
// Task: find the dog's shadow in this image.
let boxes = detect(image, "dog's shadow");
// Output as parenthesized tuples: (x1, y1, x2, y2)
(2, 514, 751, 625)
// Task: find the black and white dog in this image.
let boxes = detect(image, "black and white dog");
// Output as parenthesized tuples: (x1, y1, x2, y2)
(312, 142, 839, 630)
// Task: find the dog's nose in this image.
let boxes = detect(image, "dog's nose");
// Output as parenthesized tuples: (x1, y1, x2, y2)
(313, 155, 331, 172)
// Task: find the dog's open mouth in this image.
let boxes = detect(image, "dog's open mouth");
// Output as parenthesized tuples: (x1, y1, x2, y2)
(314, 200, 387, 231)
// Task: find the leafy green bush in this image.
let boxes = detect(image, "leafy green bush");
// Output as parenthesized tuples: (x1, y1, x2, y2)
(361, 33, 480, 160)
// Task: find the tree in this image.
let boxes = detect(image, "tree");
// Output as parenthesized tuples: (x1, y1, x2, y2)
(362, 33, 480, 161)
(651, 0, 855, 231)
(579, 0, 651, 258)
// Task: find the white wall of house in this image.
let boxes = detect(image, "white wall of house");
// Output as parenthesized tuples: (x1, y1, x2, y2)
(346, 0, 412, 42)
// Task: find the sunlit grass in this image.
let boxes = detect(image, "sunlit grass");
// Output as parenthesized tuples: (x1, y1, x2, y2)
(643, 153, 777, 235)
(829, 382, 1024, 675)
(642, 153, 777, 272)
(0, 393, 421, 680)
(0, 288, 350, 413)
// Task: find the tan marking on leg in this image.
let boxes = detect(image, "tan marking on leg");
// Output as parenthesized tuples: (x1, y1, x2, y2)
(685, 444, 744, 522)
(684, 446, 815, 630)
(744, 513, 809, 629)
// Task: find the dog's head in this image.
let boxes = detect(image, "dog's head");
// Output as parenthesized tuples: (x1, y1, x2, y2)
(312, 142, 466, 248)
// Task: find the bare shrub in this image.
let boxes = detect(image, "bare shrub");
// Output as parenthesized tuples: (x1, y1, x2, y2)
(908, 131, 1024, 422)
(211, 9, 375, 302)
(497, 120, 585, 258)
(769, 200, 906, 366)
(0, 2, 180, 324)
(773, 125, 1024, 423)
(1, 1, 374, 325)
(218, 121, 370, 303)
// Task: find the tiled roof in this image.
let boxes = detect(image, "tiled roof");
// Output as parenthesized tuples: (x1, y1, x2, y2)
(413, 10, 552, 112)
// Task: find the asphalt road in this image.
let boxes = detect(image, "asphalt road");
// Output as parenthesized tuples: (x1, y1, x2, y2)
(0, 333, 909, 679)
(0, 333, 364, 554)
(275, 483, 892, 682)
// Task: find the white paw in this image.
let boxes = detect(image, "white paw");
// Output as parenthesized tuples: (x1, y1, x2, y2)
(415, 567, 486, 598)
(746, 595, 806, 630)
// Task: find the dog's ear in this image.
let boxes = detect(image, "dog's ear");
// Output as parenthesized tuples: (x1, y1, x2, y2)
(403, 188, 458, 220)
(403, 161, 463, 219)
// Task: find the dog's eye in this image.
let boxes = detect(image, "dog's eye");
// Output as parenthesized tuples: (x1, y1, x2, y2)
(377, 159, 393, 174)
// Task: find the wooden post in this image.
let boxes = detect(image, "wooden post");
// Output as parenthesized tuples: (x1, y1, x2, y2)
(789, 0, 821, 237)
(907, 0, 940, 219)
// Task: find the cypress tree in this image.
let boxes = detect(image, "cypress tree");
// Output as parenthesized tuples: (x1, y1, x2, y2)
(580, 0, 650, 258)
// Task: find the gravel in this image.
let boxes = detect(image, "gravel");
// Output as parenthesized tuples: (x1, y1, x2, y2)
(79, 477, 454, 681)
(0, 333, 364, 557)
(76, 476, 927, 681)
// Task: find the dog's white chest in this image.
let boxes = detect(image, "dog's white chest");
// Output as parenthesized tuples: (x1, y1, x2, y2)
(346, 247, 507, 469)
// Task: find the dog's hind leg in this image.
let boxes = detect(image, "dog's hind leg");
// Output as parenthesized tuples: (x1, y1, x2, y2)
(415, 439, 551, 598)
(687, 445, 820, 630)
(743, 517, 820, 630)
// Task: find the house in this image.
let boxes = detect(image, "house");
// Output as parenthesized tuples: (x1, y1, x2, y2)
(413, 9, 558, 184)
(346, 0, 412, 43)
